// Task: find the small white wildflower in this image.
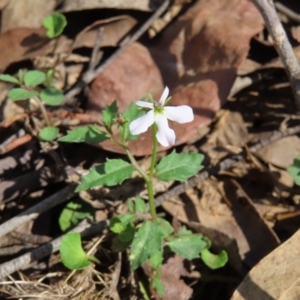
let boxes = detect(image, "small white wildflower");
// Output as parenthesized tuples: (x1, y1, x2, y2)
(129, 86, 194, 147)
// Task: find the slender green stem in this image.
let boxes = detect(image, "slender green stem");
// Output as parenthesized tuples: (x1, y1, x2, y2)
(146, 180, 156, 219)
(34, 96, 52, 127)
(149, 124, 157, 178)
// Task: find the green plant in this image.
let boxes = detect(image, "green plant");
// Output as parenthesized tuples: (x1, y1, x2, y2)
(58, 87, 228, 295)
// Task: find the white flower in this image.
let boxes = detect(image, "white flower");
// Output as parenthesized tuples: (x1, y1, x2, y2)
(129, 86, 194, 147)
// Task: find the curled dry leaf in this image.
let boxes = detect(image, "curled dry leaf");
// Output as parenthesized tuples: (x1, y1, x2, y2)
(73, 16, 138, 49)
(1, 0, 56, 32)
(61, 0, 154, 12)
(231, 228, 300, 300)
(88, 0, 263, 156)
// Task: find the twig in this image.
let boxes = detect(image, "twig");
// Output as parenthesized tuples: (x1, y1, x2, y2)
(88, 27, 104, 72)
(0, 184, 76, 239)
(0, 134, 32, 155)
(274, 2, 300, 23)
(63, 0, 170, 105)
(252, 0, 300, 110)
(0, 220, 108, 279)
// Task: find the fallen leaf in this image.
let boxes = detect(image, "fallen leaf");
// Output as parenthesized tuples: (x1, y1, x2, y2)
(291, 26, 300, 44)
(1, 0, 56, 32)
(231, 228, 300, 300)
(61, 0, 154, 12)
(88, 0, 263, 156)
(73, 16, 138, 49)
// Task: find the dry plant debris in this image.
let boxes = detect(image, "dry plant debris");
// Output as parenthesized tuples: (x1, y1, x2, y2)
(0, 0, 300, 299)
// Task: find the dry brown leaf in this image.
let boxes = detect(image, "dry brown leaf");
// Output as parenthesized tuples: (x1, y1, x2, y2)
(1, 0, 56, 32)
(0, 28, 71, 72)
(257, 136, 300, 169)
(231, 228, 300, 300)
(162, 180, 279, 267)
(61, 0, 154, 12)
(73, 16, 137, 49)
(88, 0, 263, 156)
(291, 26, 300, 44)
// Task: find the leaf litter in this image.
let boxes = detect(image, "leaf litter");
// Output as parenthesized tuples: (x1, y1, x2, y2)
(0, 0, 300, 299)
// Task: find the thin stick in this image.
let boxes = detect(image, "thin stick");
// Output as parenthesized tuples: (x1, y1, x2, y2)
(0, 184, 76, 239)
(274, 2, 300, 23)
(0, 220, 108, 279)
(88, 27, 104, 72)
(252, 0, 300, 110)
(63, 0, 170, 104)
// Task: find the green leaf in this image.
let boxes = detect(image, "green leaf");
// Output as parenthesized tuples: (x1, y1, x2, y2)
(8, 88, 38, 100)
(0, 74, 20, 84)
(129, 220, 165, 270)
(127, 199, 135, 213)
(24, 70, 46, 87)
(60, 232, 90, 270)
(76, 159, 134, 192)
(103, 101, 118, 128)
(44, 69, 55, 88)
(152, 278, 165, 297)
(119, 223, 135, 242)
(150, 251, 163, 268)
(135, 196, 147, 214)
(58, 125, 109, 144)
(156, 151, 204, 182)
(43, 13, 67, 38)
(166, 230, 207, 260)
(38, 126, 59, 141)
(287, 155, 300, 186)
(40, 88, 64, 105)
(110, 214, 136, 234)
(18, 69, 24, 83)
(58, 200, 94, 232)
(119, 102, 145, 141)
(200, 248, 228, 269)
(156, 218, 174, 238)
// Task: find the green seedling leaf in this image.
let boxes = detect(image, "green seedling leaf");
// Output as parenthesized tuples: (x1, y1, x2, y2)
(156, 217, 174, 237)
(103, 101, 118, 128)
(110, 214, 136, 234)
(60, 232, 90, 270)
(127, 199, 135, 213)
(44, 69, 55, 88)
(43, 13, 67, 38)
(118, 222, 135, 242)
(156, 151, 204, 182)
(150, 251, 163, 268)
(119, 102, 145, 140)
(24, 70, 46, 87)
(40, 88, 64, 105)
(8, 88, 38, 100)
(287, 154, 300, 186)
(38, 126, 59, 141)
(167, 229, 207, 260)
(135, 196, 147, 214)
(129, 220, 165, 270)
(0, 74, 20, 84)
(200, 248, 228, 269)
(152, 278, 165, 297)
(58, 125, 109, 144)
(59, 200, 94, 232)
(76, 159, 134, 192)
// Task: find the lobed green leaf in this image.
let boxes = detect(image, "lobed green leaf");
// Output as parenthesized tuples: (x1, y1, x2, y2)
(58, 125, 109, 144)
(76, 159, 134, 192)
(24, 70, 46, 87)
(40, 88, 64, 105)
(0, 74, 20, 84)
(8, 88, 38, 100)
(156, 151, 204, 182)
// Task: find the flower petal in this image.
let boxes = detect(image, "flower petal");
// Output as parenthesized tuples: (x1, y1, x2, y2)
(164, 105, 194, 124)
(158, 86, 169, 106)
(136, 101, 154, 109)
(129, 111, 155, 135)
(155, 114, 175, 147)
